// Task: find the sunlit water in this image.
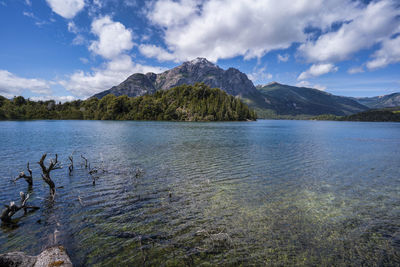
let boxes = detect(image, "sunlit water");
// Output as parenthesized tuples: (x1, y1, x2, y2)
(0, 120, 399, 266)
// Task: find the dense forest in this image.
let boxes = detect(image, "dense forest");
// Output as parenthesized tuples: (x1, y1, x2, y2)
(313, 107, 400, 122)
(0, 83, 257, 121)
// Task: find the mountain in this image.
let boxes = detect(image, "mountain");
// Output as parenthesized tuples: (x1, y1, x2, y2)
(93, 57, 268, 109)
(94, 73, 158, 99)
(354, 93, 400, 109)
(93, 58, 369, 118)
(255, 82, 368, 116)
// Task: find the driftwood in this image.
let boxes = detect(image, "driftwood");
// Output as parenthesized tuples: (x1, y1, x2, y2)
(15, 162, 33, 186)
(135, 168, 144, 178)
(88, 166, 98, 185)
(80, 155, 88, 168)
(1, 192, 39, 223)
(38, 154, 62, 199)
(68, 156, 73, 176)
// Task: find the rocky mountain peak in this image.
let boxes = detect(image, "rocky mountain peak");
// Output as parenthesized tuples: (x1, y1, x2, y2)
(93, 58, 268, 109)
(186, 57, 216, 66)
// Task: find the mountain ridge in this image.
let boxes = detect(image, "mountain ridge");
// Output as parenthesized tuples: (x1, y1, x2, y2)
(92, 58, 398, 118)
(93, 57, 268, 109)
(255, 82, 368, 117)
(353, 93, 400, 109)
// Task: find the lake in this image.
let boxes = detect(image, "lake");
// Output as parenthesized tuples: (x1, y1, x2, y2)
(0, 120, 399, 266)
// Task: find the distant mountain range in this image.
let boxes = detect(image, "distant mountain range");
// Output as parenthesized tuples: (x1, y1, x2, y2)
(93, 58, 399, 118)
(256, 82, 367, 116)
(353, 93, 400, 109)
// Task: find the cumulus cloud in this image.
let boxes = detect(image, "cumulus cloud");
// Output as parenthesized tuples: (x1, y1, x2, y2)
(277, 54, 289, 63)
(143, 0, 363, 62)
(0, 70, 51, 98)
(46, 0, 85, 19)
(59, 15, 167, 98)
(298, 63, 338, 80)
(147, 0, 199, 28)
(89, 16, 134, 59)
(296, 80, 327, 91)
(299, 0, 400, 63)
(142, 0, 400, 76)
(139, 44, 176, 62)
(60, 55, 166, 98)
(367, 35, 400, 69)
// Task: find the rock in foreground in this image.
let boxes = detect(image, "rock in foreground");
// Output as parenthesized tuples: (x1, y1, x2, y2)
(0, 246, 72, 267)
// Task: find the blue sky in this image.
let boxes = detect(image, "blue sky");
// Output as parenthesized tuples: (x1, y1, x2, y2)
(0, 0, 399, 101)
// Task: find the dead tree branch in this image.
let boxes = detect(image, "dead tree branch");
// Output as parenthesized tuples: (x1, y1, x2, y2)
(135, 168, 144, 178)
(68, 156, 73, 176)
(38, 153, 62, 199)
(14, 162, 33, 186)
(81, 155, 88, 168)
(1, 192, 39, 223)
(88, 166, 98, 185)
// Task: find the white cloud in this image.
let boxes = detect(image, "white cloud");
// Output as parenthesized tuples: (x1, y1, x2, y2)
(93, 0, 102, 8)
(147, 0, 199, 28)
(23, 11, 49, 27)
(23, 12, 35, 18)
(72, 34, 86, 45)
(367, 35, 400, 70)
(313, 84, 327, 91)
(348, 66, 365, 74)
(296, 80, 327, 91)
(143, 0, 400, 73)
(59, 15, 167, 98)
(139, 44, 176, 62)
(25, 0, 31, 6)
(0, 70, 51, 98)
(247, 67, 273, 84)
(277, 54, 289, 63)
(299, 0, 400, 63)
(67, 21, 79, 33)
(124, 0, 137, 7)
(30, 95, 77, 103)
(144, 0, 363, 62)
(298, 63, 338, 80)
(89, 16, 134, 59)
(46, 0, 85, 19)
(60, 55, 166, 98)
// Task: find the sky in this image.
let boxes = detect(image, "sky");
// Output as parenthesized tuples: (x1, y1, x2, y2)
(0, 0, 399, 101)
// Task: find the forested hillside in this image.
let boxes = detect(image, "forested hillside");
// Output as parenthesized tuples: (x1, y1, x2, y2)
(0, 84, 256, 121)
(314, 107, 400, 122)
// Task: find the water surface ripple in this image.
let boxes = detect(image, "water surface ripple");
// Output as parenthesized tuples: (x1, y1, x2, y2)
(0, 120, 399, 266)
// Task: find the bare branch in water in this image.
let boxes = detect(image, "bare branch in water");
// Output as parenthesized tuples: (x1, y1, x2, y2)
(38, 154, 61, 199)
(14, 162, 33, 186)
(1, 191, 39, 223)
(81, 155, 88, 168)
(68, 155, 73, 176)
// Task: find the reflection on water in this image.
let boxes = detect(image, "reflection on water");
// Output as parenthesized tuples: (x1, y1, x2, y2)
(0, 120, 399, 265)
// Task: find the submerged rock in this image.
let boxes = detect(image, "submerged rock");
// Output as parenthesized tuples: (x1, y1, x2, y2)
(0, 246, 72, 267)
(0, 251, 36, 267)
